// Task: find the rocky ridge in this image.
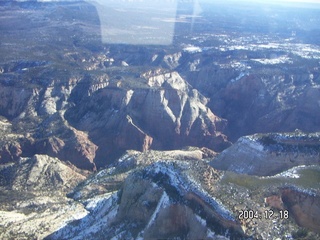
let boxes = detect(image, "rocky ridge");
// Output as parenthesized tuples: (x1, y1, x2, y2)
(0, 148, 315, 239)
(210, 132, 320, 176)
(64, 68, 230, 166)
(0, 154, 88, 239)
(0, 1, 320, 239)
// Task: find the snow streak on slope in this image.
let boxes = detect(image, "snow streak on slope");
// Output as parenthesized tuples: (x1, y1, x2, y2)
(143, 161, 236, 222)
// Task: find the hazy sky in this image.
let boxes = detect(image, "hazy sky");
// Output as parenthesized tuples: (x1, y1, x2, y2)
(222, 0, 320, 2)
(88, 0, 320, 5)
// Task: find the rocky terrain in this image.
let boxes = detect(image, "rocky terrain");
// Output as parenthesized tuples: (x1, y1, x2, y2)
(64, 68, 231, 166)
(0, 0, 320, 239)
(211, 132, 320, 176)
(1, 148, 319, 239)
(0, 154, 88, 239)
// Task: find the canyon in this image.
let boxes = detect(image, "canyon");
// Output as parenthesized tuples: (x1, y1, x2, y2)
(0, 0, 319, 239)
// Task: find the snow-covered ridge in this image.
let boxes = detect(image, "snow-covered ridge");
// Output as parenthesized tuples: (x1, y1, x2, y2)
(141, 161, 236, 222)
(244, 132, 320, 146)
(146, 192, 170, 228)
(239, 136, 264, 152)
(50, 192, 119, 239)
(231, 71, 249, 83)
(252, 55, 293, 65)
(183, 45, 202, 53)
(181, 34, 320, 68)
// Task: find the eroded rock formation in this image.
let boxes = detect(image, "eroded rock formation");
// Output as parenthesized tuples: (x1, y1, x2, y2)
(210, 132, 320, 176)
(281, 187, 320, 233)
(65, 69, 230, 167)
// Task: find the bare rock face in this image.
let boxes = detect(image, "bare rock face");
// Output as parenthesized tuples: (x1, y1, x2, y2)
(0, 115, 97, 170)
(264, 195, 284, 210)
(0, 2, 319, 239)
(254, 85, 320, 137)
(1, 147, 318, 240)
(68, 147, 217, 201)
(65, 69, 230, 167)
(176, 51, 320, 141)
(46, 151, 320, 240)
(210, 132, 320, 176)
(0, 141, 23, 163)
(0, 117, 35, 164)
(0, 154, 86, 192)
(0, 68, 99, 170)
(143, 203, 213, 239)
(281, 187, 320, 233)
(140, 71, 229, 150)
(35, 127, 98, 171)
(0, 85, 33, 120)
(0, 63, 229, 170)
(47, 160, 241, 240)
(0, 154, 88, 240)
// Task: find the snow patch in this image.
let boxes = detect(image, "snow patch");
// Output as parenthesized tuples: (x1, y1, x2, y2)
(241, 137, 264, 152)
(146, 191, 170, 228)
(219, 40, 320, 60)
(231, 72, 249, 83)
(183, 45, 202, 53)
(61, 193, 119, 240)
(207, 228, 216, 238)
(274, 165, 307, 179)
(228, 45, 249, 50)
(151, 162, 236, 221)
(278, 170, 300, 179)
(195, 214, 207, 227)
(0, 211, 27, 225)
(85, 192, 114, 211)
(252, 56, 292, 65)
(151, 54, 158, 62)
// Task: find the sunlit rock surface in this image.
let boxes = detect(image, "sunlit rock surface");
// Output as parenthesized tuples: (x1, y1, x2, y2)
(44, 150, 320, 239)
(64, 68, 230, 167)
(0, 154, 88, 239)
(210, 132, 320, 176)
(1, 1, 320, 239)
